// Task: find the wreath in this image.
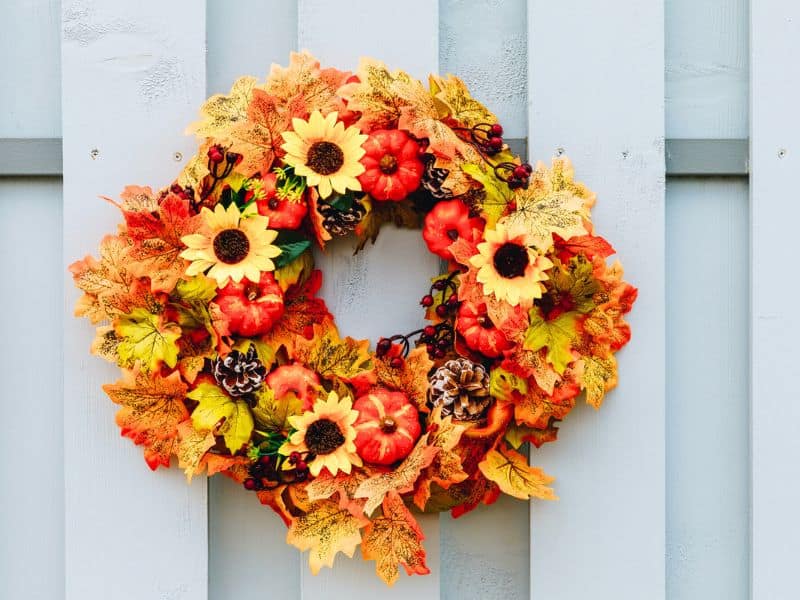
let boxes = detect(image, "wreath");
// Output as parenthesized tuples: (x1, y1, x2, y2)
(70, 52, 636, 585)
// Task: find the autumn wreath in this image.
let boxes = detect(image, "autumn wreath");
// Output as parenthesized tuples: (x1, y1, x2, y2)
(70, 52, 636, 585)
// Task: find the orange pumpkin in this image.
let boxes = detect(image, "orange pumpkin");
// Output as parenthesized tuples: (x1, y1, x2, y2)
(214, 272, 284, 337)
(353, 388, 421, 465)
(456, 301, 513, 358)
(357, 129, 424, 201)
(255, 172, 308, 229)
(266, 363, 321, 411)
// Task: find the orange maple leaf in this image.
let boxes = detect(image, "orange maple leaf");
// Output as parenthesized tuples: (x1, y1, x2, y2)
(286, 499, 369, 575)
(103, 369, 189, 470)
(361, 491, 430, 586)
(355, 434, 439, 516)
(478, 445, 557, 501)
(305, 468, 370, 516)
(227, 88, 291, 176)
(123, 193, 203, 293)
(413, 409, 469, 510)
(175, 420, 216, 482)
(292, 322, 373, 385)
(369, 346, 433, 411)
(512, 372, 580, 430)
(263, 270, 332, 353)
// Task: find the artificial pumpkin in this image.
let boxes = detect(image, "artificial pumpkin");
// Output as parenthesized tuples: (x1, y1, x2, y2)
(456, 301, 513, 358)
(422, 199, 484, 260)
(255, 172, 308, 229)
(214, 272, 284, 337)
(357, 129, 424, 201)
(353, 388, 421, 465)
(266, 363, 321, 411)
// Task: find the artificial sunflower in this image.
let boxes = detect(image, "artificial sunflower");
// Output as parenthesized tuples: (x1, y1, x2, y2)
(281, 110, 367, 199)
(469, 222, 553, 306)
(279, 390, 362, 476)
(180, 202, 280, 286)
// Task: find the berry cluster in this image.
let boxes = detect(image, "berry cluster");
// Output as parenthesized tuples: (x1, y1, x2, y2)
(493, 160, 533, 190)
(420, 272, 461, 319)
(470, 122, 506, 156)
(242, 451, 310, 492)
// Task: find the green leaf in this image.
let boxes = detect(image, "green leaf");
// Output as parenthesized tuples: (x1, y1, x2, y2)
(173, 275, 218, 303)
(115, 308, 181, 372)
(462, 162, 512, 227)
(252, 386, 303, 433)
(489, 367, 528, 402)
(188, 382, 254, 453)
(232, 338, 276, 370)
(549, 256, 600, 314)
(523, 310, 580, 374)
(273, 230, 313, 269)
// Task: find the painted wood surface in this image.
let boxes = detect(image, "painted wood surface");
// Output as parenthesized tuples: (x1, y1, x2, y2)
(527, 1, 666, 598)
(0, 177, 63, 600)
(61, 2, 209, 598)
(751, 3, 800, 599)
(205, 2, 301, 598)
(297, 0, 442, 596)
(666, 178, 749, 600)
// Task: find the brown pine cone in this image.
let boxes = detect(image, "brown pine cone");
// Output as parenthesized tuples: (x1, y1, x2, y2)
(428, 358, 492, 421)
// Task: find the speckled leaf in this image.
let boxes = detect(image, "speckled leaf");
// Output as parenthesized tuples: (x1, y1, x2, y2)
(175, 420, 217, 482)
(479, 445, 557, 501)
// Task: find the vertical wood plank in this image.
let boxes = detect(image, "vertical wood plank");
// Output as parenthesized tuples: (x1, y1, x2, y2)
(0, 178, 63, 600)
(297, 1, 441, 596)
(527, 1, 665, 598)
(205, 2, 302, 598)
(751, 3, 800, 599)
(438, 2, 531, 599)
(62, 2, 208, 599)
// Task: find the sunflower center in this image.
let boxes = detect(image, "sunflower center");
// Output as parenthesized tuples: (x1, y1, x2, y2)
(213, 228, 250, 264)
(379, 154, 398, 175)
(305, 418, 346, 455)
(306, 141, 344, 175)
(493, 242, 529, 278)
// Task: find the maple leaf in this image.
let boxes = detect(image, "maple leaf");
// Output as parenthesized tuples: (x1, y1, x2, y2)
(293, 323, 373, 384)
(175, 420, 216, 482)
(502, 347, 559, 395)
(187, 382, 254, 453)
(264, 50, 350, 119)
(286, 499, 369, 575)
(306, 469, 370, 516)
(362, 491, 430, 586)
(339, 57, 417, 132)
(500, 158, 591, 251)
(504, 419, 560, 449)
(225, 88, 292, 176)
(103, 369, 189, 470)
(70, 234, 151, 323)
(371, 347, 433, 411)
(90, 325, 121, 365)
(513, 371, 581, 429)
(355, 434, 439, 516)
(582, 303, 632, 351)
(413, 409, 468, 510)
(251, 386, 303, 434)
(117, 185, 159, 213)
(461, 162, 513, 227)
(554, 233, 615, 263)
(123, 193, 203, 293)
(547, 256, 601, 314)
(429, 74, 497, 129)
(478, 445, 557, 501)
(189, 75, 259, 140)
(523, 309, 580, 375)
(114, 308, 181, 373)
(395, 77, 465, 159)
(488, 367, 528, 403)
(581, 353, 618, 409)
(263, 270, 332, 353)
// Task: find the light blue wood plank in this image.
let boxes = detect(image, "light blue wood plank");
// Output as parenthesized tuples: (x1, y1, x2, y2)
(666, 177, 749, 600)
(0, 178, 64, 600)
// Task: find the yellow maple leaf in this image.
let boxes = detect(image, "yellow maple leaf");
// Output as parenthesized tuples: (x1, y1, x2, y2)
(306, 469, 370, 516)
(581, 353, 618, 409)
(523, 309, 580, 375)
(115, 308, 181, 373)
(372, 346, 433, 411)
(189, 75, 259, 140)
(500, 157, 591, 250)
(413, 408, 468, 511)
(355, 434, 439, 516)
(478, 446, 557, 501)
(429, 74, 497, 129)
(286, 499, 369, 575)
(175, 420, 216, 482)
(251, 386, 302, 434)
(294, 323, 373, 383)
(361, 491, 430, 586)
(187, 382, 254, 453)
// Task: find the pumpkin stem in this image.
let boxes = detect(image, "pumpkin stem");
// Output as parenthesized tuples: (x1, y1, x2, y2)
(379, 416, 398, 434)
(379, 154, 398, 175)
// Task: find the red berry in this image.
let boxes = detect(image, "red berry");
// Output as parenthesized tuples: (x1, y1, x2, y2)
(490, 123, 504, 136)
(423, 325, 436, 337)
(522, 163, 533, 174)
(426, 344, 436, 355)
(435, 304, 449, 318)
(488, 136, 503, 150)
(389, 357, 404, 369)
(376, 338, 392, 356)
(421, 294, 435, 307)
(434, 348, 446, 359)
(513, 165, 529, 180)
(295, 460, 307, 472)
(243, 478, 257, 490)
(447, 294, 458, 306)
(259, 455, 272, 466)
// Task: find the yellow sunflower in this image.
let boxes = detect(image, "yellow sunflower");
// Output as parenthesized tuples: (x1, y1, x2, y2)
(180, 203, 280, 286)
(469, 222, 553, 307)
(281, 110, 367, 199)
(279, 390, 362, 477)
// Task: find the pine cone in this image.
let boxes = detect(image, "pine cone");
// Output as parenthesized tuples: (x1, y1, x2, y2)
(212, 345, 267, 397)
(428, 358, 492, 421)
(317, 196, 367, 236)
